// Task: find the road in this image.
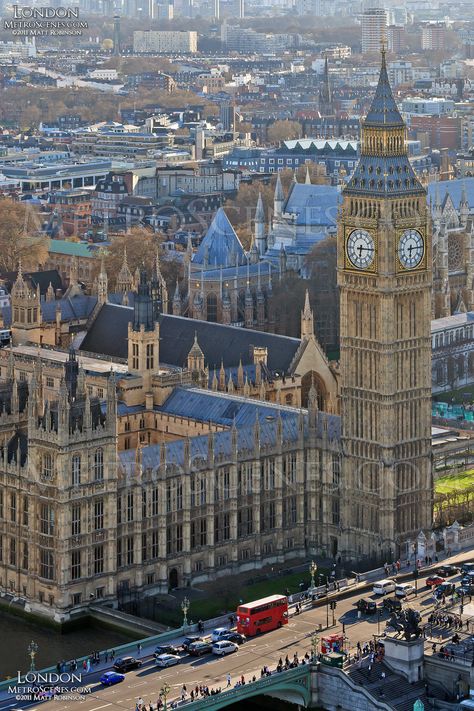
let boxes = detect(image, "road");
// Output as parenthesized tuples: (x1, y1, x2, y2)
(3, 551, 474, 711)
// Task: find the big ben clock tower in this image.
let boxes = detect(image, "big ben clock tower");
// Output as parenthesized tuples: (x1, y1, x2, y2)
(338, 48, 433, 561)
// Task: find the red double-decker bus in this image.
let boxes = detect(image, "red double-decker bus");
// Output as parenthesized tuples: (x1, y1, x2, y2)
(236, 594, 288, 636)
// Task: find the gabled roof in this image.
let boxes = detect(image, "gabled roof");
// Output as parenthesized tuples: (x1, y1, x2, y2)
(2, 295, 97, 326)
(79, 306, 301, 373)
(284, 183, 340, 227)
(193, 208, 246, 268)
(427, 178, 474, 211)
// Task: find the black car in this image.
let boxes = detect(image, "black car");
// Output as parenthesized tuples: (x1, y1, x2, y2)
(433, 582, 456, 598)
(461, 562, 474, 575)
(181, 636, 202, 651)
(188, 641, 213, 656)
(383, 596, 402, 613)
(154, 645, 180, 657)
(356, 598, 377, 615)
(113, 656, 142, 672)
(436, 565, 459, 577)
(221, 631, 246, 644)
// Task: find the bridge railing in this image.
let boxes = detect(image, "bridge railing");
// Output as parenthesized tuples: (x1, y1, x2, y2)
(173, 662, 312, 710)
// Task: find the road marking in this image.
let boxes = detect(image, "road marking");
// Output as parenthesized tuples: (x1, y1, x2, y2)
(88, 705, 112, 711)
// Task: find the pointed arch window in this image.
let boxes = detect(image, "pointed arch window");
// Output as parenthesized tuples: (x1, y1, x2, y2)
(94, 449, 104, 481)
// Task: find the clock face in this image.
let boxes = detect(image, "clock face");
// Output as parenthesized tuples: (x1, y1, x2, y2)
(398, 229, 424, 269)
(346, 229, 375, 270)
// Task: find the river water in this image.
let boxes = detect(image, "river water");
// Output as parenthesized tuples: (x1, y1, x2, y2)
(0, 612, 136, 680)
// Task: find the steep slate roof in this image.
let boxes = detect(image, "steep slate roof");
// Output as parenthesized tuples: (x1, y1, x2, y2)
(1, 269, 63, 296)
(427, 178, 474, 211)
(283, 183, 340, 227)
(2, 295, 97, 326)
(79, 306, 301, 373)
(193, 208, 246, 267)
(159, 387, 300, 426)
(119, 404, 340, 475)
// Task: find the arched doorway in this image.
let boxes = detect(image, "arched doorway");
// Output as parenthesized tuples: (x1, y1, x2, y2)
(301, 370, 327, 410)
(169, 568, 178, 590)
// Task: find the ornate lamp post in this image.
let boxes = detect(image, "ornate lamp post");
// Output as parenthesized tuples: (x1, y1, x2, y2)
(309, 560, 317, 590)
(181, 596, 190, 628)
(27, 641, 38, 672)
(160, 683, 171, 711)
(310, 632, 319, 663)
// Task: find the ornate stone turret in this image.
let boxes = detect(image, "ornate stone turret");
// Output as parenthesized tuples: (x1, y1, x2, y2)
(301, 289, 314, 339)
(11, 260, 41, 345)
(172, 280, 181, 316)
(460, 182, 469, 228)
(254, 192, 266, 256)
(187, 333, 205, 374)
(116, 248, 134, 294)
(127, 269, 160, 390)
(274, 172, 284, 219)
(151, 249, 168, 315)
(97, 256, 108, 305)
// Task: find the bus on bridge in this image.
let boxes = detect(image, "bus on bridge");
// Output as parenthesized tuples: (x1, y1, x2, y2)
(236, 594, 288, 637)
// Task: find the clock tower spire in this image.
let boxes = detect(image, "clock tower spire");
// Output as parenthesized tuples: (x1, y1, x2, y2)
(338, 48, 433, 561)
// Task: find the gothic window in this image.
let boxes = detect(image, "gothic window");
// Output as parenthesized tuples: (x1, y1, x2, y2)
(176, 524, 183, 552)
(151, 531, 159, 558)
(176, 482, 183, 510)
(132, 343, 139, 370)
(71, 504, 81, 536)
(94, 449, 104, 480)
(0, 491, 3, 519)
(332, 454, 340, 486)
(142, 533, 147, 561)
(127, 536, 134, 565)
(127, 492, 134, 521)
(41, 453, 53, 481)
(22, 497, 28, 526)
(94, 545, 104, 575)
(206, 293, 218, 323)
(117, 495, 122, 524)
(71, 550, 81, 580)
(40, 503, 54, 535)
(72, 455, 81, 486)
(22, 542, 28, 570)
(9, 538, 16, 566)
(142, 490, 147, 517)
(41, 550, 54, 580)
(448, 233, 464, 272)
(94, 499, 104, 530)
(146, 344, 154, 370)
(200, 478, 206, 505)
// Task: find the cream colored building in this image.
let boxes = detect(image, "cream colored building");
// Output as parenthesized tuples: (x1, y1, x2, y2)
(133, 30, 197, 54)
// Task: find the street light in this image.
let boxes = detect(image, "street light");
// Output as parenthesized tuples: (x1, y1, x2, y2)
(309, 561, 317, 590)
(160, 683, 171, 711)
(27, 641, 38, 673)
(310, 632, 319, 663)
(181, 596, 190, 628)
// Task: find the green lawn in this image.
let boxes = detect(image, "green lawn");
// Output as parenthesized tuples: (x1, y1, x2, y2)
(435, 469, 474, 495)
(154, 568, 326, 627)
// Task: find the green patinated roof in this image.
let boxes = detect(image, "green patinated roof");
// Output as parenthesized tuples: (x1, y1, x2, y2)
(48, 239, 99, 258)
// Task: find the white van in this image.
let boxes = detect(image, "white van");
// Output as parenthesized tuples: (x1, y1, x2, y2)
(373, 579, 396, 595)
(395, 583, 415, 598)
(459, 701, 474, 709)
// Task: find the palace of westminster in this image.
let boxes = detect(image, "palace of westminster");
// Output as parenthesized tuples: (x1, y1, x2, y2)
(0, 51, 434, 622)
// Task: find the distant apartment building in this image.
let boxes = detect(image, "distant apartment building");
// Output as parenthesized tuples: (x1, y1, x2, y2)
(361, 7, 387, 54)
(295, 0, 334, 15)
(421, 22, 446, 51)
(323, 45, 351, 60)
(220, 23, 298, 53)
(387, 25, 405, 54)
(388, 61, 413, 87)
(133, 30, 197, 54)
(402, 97, 455, 117)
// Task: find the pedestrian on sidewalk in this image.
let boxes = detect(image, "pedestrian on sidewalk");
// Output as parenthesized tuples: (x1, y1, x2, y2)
(367, 664, 372, 678)
(226, 673, 231, 687)
(137, 643, 142, 657)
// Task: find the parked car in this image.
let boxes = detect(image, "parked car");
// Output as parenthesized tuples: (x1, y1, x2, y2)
(373, 580, 396, 595)
(212, 641, 238, 656)
(433, 582, 456, 599)
(436, 565, 459, 577)
(211, 627, 229, 642)
(383, 596, 402, 613)
(221, 631, 246, 644)
(181, 636, 202, 651)
(113, 657, 142, 673)
(155, 654, 181, 668)
(188, 641, 213, 656)
(100, 671, 125, 686)
(461, 562, 474, 575)
(426, 575, 445, 588)
(395, 583, 415, 598)
(154, 645, 180, 657)
(356, 598, 377, 615)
